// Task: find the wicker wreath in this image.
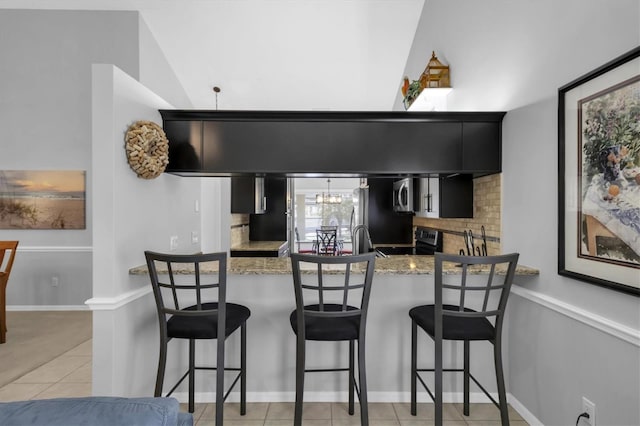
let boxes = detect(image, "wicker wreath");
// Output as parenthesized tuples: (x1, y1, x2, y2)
(125, 120, 169, 179)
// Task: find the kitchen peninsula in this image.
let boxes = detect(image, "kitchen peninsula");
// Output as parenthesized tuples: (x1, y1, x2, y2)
(129, 256, 538, 401)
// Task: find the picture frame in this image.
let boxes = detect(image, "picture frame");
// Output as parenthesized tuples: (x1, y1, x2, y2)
(0, 170, 86, 230)
(558, 46, 640, 296)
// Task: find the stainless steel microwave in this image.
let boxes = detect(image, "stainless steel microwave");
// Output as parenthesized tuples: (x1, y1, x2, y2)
(392, 178, 413, 212)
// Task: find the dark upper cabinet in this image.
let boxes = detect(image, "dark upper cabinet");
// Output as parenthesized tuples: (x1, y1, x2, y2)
(439, 174, 474, 218)
(160, 111, 504, 176)
(414, 176, 474, 218)
(249, 177, 287, 241)
(231, 176, 266, 214)
(462, 122, 501, 174)
(164, 120, 202, 172)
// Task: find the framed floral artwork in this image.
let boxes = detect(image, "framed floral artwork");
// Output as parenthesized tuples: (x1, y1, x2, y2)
(558, 46, 640, 296)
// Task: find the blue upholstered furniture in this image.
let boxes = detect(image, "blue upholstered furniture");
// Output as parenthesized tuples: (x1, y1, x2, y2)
(0, 396, 193, 426)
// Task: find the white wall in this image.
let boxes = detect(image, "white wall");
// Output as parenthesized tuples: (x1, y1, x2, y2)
(89, 64, 201, 395)
(399, 1, 640, 424)
(0, 9, 193, 308)
(0, 10, 139, 307)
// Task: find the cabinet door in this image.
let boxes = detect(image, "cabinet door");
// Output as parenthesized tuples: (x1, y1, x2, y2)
(462, 122, 501, 173)
(164, 120, 202, 172)
(368, 178, 414, 244)
(231, 177, 265, 214)
(249, 177, 287, 240)
(439, 174, 473, 218)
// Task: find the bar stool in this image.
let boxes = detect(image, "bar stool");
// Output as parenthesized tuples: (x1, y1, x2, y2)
(289, 252, 376, 426)
(409, 252, 519, 426)
(145, 251, 250, 425)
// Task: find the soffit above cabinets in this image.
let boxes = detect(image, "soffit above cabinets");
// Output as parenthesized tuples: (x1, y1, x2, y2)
(159, 110, 506, 178)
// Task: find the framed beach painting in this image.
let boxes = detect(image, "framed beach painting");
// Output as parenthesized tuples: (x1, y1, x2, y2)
(0, 170, 86, 229)
(558, 46, 640, 296)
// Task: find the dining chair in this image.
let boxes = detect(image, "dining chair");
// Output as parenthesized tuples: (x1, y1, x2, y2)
(295, 227, 316, 254)
(145, 251, 250, 424)
(316, 228, 338, 255)
(289, 252, 376, 426)
(409, 252, 519, 426)
(0, 241, 19, 344)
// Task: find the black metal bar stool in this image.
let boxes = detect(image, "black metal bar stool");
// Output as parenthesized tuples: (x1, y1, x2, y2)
(145, 251, 250, 425)
(409, 252, 519, 426)
(289, 252, 376, 426)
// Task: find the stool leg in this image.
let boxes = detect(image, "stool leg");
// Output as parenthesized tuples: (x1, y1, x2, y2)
(494, 336, 509, 426)
(294, 333, 305, 426)
(410, 320, 417, 416)
(155, 331, 168, 397)
(216, 335, 225, 426)
(240, 322, 247, 415)
(434, 328, 443, 426)
(348, 340, 354, 415)
(464, 340, 470, 416)
(189, 339, 195, 413)
(357, 334, 368, 426)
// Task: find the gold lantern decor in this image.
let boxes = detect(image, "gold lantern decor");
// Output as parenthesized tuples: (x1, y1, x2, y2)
(420, 51, 450, 89)
(402, 51, 452, 111)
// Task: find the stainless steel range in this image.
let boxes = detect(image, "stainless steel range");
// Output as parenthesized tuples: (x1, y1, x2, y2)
(414, 227, 443, 255)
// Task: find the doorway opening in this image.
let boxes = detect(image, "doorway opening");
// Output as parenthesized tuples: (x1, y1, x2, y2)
(291, 178, 362, 254)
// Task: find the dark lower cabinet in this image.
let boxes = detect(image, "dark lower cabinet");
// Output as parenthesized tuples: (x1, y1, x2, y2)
(368, 178, 414, 244)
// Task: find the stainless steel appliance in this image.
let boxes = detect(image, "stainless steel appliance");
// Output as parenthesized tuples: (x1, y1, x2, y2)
(415, 177, 439, 218)
(414, 227, 443, 255)
(392, 177, 414, 212)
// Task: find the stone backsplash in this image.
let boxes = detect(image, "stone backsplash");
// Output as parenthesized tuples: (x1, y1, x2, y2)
(230, 213, 250, 247)
(413, 174, 502, 255)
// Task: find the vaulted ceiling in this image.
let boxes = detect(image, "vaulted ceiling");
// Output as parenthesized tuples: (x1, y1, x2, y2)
(0, 0, 425, 110)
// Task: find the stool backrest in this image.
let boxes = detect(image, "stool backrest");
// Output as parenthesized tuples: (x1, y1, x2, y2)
(290, 252, 376, 323)
(434, 252, 519, 332)
(145, 251, 227, 336)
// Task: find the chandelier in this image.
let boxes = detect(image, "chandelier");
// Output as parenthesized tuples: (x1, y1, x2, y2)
(316, 179, 342, 204)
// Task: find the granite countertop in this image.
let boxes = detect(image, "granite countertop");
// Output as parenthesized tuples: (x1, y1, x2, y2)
(230, 241, 287, 251)
(131, 255, 539, 276)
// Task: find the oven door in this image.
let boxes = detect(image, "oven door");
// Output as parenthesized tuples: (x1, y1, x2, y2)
(415, 241, 437, 255)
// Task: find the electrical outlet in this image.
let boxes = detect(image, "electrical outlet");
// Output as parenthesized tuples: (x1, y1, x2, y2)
(51, 276, 59, 287)
(170, 236, 179, 251)
(582, 397, 596, 426)
(191, 231, 199, 244)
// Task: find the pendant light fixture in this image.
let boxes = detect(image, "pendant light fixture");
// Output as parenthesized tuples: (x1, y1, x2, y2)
(316, 179, 342, 204)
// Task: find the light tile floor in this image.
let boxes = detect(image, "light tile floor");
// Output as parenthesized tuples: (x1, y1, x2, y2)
(0, 339, 529, 426)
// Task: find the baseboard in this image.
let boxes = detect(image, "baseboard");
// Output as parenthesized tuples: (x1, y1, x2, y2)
(171, 390, 541, 423)
(173, 390, 500, 404)
(508, 394, 543, 426)
(6, 305, 90, 311)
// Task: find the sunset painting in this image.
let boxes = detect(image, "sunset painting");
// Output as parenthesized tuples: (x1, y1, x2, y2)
(0, 170, 86, 229)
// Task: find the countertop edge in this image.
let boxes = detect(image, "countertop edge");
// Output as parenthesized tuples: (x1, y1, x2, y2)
(130, 256, 539, 276)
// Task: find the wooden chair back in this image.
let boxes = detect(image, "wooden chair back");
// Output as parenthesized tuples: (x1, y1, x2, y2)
(0, 241, 19, 343)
